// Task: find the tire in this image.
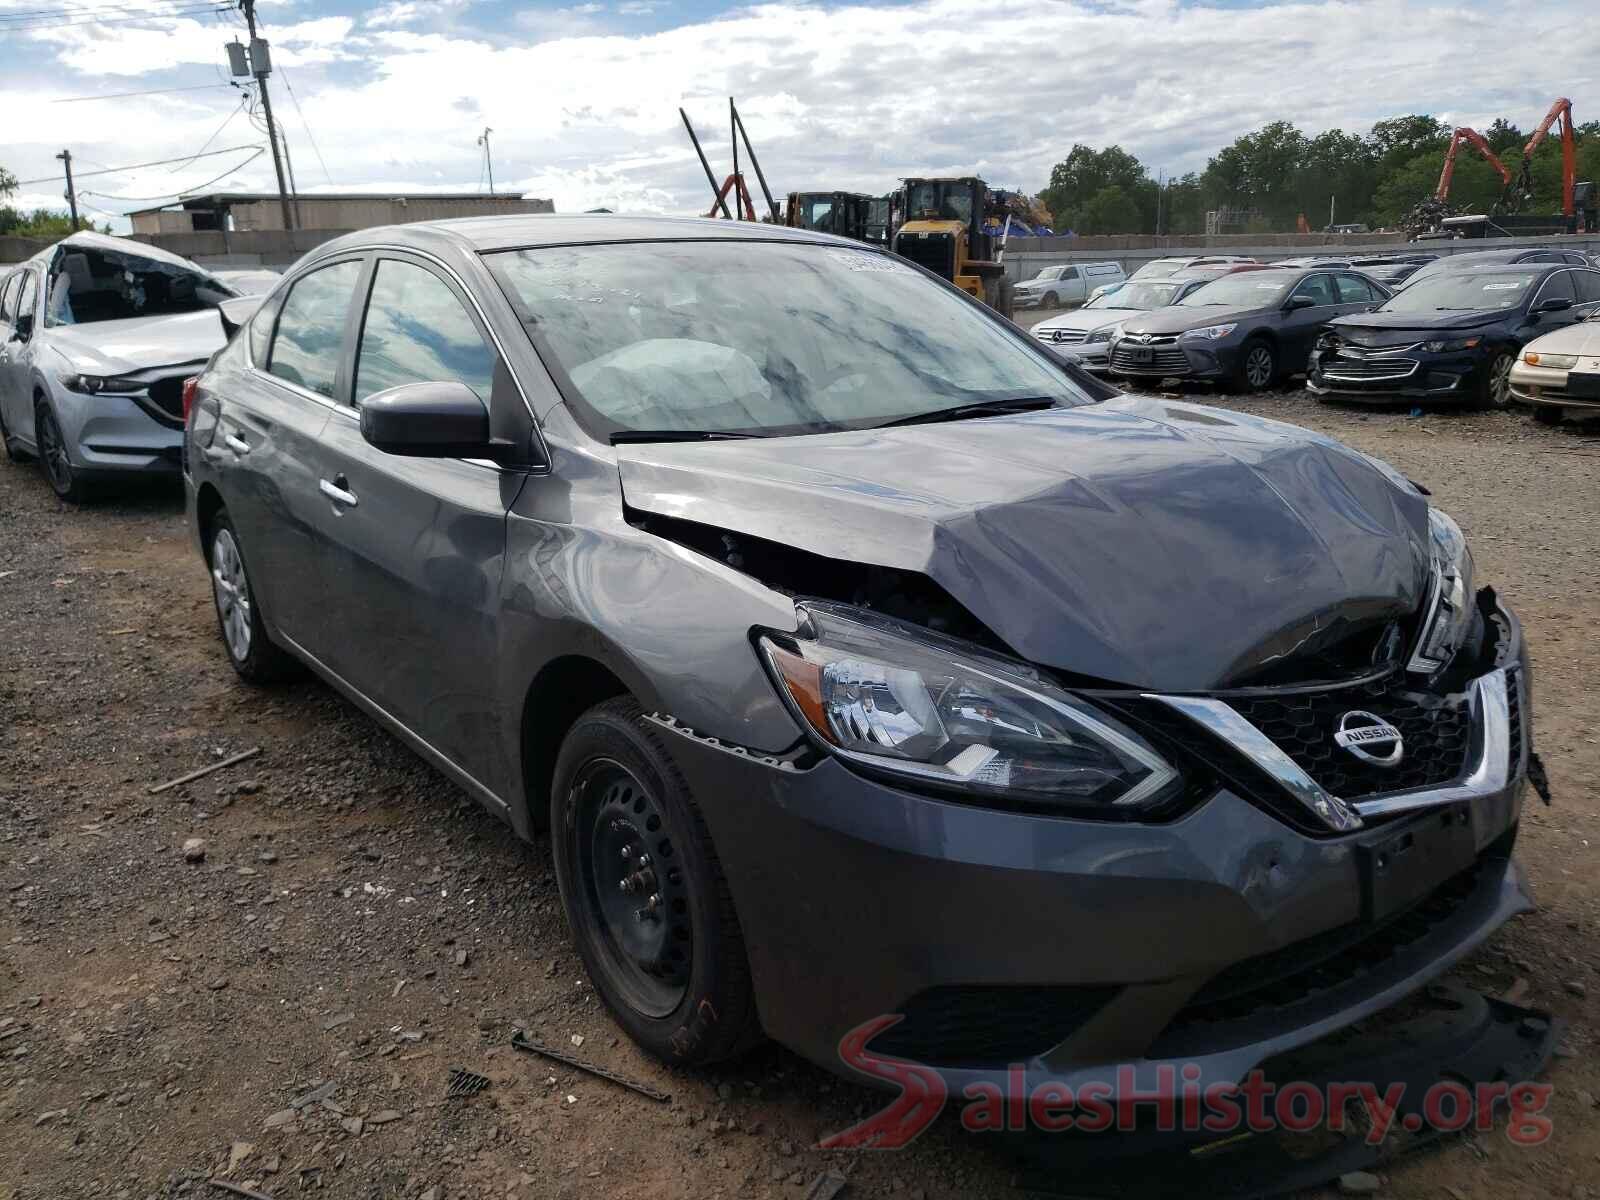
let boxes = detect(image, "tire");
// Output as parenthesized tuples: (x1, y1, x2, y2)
(1042, 291, 1058, 309)
(551, 697, 761, 1066)
(34, 398, 89, 502)
(207, 510, 301, 684)
(1474, 351, 1515, 411)
(1232, 338, 1278, 393)
(1532, 405, 1562, 426)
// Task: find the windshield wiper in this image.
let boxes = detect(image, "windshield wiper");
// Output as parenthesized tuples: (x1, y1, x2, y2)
(873, 396, 1057, 429)
(610, 429, 761, 444)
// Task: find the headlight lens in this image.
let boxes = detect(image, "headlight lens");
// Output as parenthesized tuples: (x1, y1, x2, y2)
(1086, 323, 1120, 344)
(61, 373, 144, 395)
(759, 603, 1179, 812)
(1421, 336, 1481, 353)
(1181, 323, 1237, 341)
(1408, 509, 1475, 674)
(1524, 351, 1576, 369)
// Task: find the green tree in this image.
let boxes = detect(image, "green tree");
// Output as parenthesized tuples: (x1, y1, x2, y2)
(1201, 121, 1309, 228)
(0, 164, 16, 199)
(1075, 184, 1142, 235)
(1041, 145, 1150, 233)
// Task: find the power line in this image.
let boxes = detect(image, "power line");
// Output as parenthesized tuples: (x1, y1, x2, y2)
(0, 3, 229, 30)
(79, 145, 265, 202)
(278, 67, 333, 187)
(13, 145, 262, 186)
(166, 95, 249, 173)
(0, 1, 224, 20)
(51, 82, 234, 103)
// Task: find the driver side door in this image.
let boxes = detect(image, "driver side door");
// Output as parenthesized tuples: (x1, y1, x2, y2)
(1279, 272, 1346, 365)
(0, 270, 41, 449)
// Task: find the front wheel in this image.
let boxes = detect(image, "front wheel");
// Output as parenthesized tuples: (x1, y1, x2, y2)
(551, 697, 761, 1066)
(1232, 339, 1278, 393)
(1042, 291, 1058, 309)
(1475, 351, 1515, 411)
(34, 399, 87, 502)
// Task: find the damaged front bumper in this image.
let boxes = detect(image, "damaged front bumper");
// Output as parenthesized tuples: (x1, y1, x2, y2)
(1308, 345, 1491, 403)
(656, 601, 1536, 1099)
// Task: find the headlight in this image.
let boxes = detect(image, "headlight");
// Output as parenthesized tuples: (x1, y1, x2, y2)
(1524, 351, 1576, 369)
(1408, 509, 1475, 674)
(1181, 323, 1237, 341)
(1421, 336, 1481, 353)
(758, 603, 1180, 813)
(61, 373, 145, 395)
(1086, 323, 1120, 344)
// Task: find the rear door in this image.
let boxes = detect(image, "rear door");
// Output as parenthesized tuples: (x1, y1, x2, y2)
(1, 270, 41, 445)
(1523, 271, 1587, 342)
(308, 252, 514, 780)
(213, 256, 366, 660)
(0, 271, 21, 441)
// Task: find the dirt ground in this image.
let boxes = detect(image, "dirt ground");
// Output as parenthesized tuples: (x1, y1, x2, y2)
(3, 372, 1599, 1200)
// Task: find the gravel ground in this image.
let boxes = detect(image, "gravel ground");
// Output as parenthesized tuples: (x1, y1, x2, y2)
(3, 378, 1599, 1200)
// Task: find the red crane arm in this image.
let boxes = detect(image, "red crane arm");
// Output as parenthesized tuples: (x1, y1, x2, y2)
(1518, 98, 1576, 219)
(1436, 127, 1513, 201)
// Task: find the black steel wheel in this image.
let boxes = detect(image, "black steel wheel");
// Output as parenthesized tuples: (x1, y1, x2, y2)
(34, 399, 85, 502)
(551, 697, 761, 1065)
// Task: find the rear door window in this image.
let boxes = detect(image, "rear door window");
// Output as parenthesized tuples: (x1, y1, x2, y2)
(1335, 273, 1378, 303)
(352, 258, 496, 406)
(0, 273, 18, 323)
(1534, 271, 1576, 306)
(1574, 270, 1600, 304)
(15, 272, 37, 326)
(267, 259, 364, 399)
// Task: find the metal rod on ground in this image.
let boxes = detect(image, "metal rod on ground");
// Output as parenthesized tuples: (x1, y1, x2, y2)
(510, 1031, 671, 1102)
(241, 0, 294, 232)
(55, 149, 80, 229)
(680, 107, 731, 219)
(148, 747, 261, 795)
(731, 100, 779, 222)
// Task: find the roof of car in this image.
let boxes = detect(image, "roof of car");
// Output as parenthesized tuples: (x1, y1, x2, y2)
(337, 213, 850, 254)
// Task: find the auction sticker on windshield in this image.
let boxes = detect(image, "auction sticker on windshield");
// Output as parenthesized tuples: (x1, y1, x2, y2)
(827, 249, 912, 274)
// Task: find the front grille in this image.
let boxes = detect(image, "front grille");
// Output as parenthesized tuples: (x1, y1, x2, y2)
(894, 233, 955, 281)
(1037, 328, 1088, 345)
(146, 374, 187, 419)
(868, 984, 1118, 1068)
(1321, 356, 1419, 381)
(1110, 344, 1190, 373)
(1225, 672, 1472, 800)
(1157, 842, 1503, 1042)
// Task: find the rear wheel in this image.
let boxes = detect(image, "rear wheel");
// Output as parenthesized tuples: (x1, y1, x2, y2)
(1475, 351, 1515, 411)
(207, 511, 301, 684)
(1233, 338, 1278, 393)
(1532, 405, 1563, 425)
(34, 398, 87, 502)
(551, 697, 761, 1066)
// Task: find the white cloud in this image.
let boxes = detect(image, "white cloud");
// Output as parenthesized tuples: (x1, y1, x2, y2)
(3, 0, 1596, 223)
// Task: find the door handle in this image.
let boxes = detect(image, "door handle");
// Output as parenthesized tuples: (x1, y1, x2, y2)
(201, 444, 227, 462)
(319, 477, 358, 508)
(223, 433, 250, 455)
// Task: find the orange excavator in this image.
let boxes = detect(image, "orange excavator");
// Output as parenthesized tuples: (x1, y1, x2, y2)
(1504, 97, 1579, 223)
(1435, 126, 1512, 204)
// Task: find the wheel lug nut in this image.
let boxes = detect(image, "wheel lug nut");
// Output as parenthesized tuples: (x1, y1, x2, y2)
(619, 878, 633, 893)
(636, 853, 651, 867)
(646, 893, 661, 912)
(620, 845, 633, 860)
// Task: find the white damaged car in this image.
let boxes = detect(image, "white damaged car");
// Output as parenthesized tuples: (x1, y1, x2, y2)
(0, 232, 239, 501)
(1509, 313, 1600, 425)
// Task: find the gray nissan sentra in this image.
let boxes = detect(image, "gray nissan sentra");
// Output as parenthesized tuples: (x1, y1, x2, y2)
(184, 214, 1537, 1096)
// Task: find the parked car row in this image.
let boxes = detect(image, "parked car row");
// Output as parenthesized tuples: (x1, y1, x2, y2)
(0, 216, 1558, 1111)
(1030, 243, 1600, 420)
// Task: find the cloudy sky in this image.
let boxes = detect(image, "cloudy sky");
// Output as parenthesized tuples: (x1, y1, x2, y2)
(1, 0, 1594, 228)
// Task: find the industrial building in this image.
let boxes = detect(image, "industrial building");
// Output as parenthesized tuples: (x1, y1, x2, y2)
(128, 191, 555, 235)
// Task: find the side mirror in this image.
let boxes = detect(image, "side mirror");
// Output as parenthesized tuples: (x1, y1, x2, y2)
(12, 312, 33, 342)
(360, 380, 506, 460)
(1535, 296, 1573, 314)
(1286, 295, 1316, 311)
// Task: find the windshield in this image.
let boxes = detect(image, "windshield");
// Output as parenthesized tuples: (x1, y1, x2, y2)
(1031, 267, 1065, 282)
(1130, 260, 1183, 281)
(44, 241, 235, 327)
(905, 182, 973, 224)
(1381, 271, 1538, 312)
(1088, 280, 1179, 310)
(1177, 273, 1293, 306)
(488, 241, 1089, 438)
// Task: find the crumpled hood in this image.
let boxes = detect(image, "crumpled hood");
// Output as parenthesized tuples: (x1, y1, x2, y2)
(617, 395, 1433, 691)
(44, 310, 225, 375)
(1328, 308, 1509, 344)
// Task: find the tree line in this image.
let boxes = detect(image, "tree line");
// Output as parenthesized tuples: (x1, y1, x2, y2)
(1039, 114, 1600, 236)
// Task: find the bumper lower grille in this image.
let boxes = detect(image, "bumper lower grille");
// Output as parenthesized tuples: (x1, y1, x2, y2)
(868, 984, 1118, 1068)
(1110, 344, 1189, 373)
(1321, 356, 1419, 381)
(1506, 665, 1524, 771)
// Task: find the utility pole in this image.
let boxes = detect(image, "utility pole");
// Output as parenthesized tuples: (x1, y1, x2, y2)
(239, 0, 294, 231)
(477, 128, 495, 194)
(55, 149, 80, 229)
